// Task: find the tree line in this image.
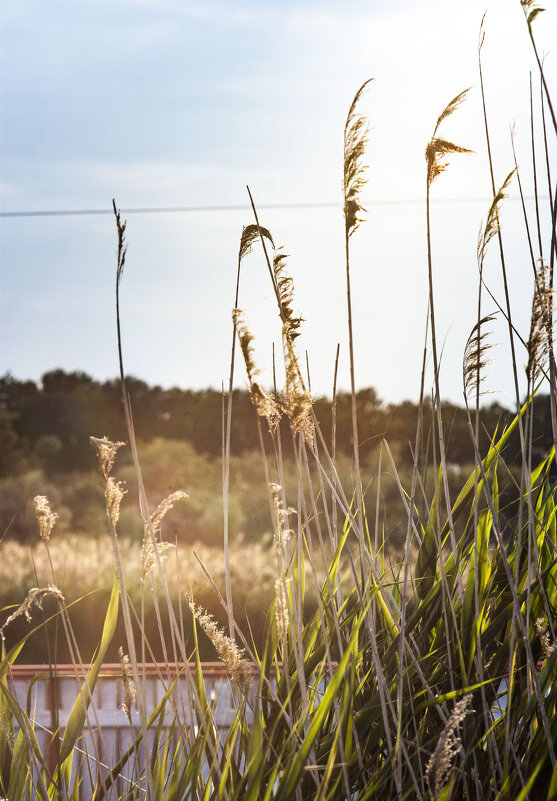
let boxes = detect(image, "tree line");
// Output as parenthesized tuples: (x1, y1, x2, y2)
(1, 369, 553, 479)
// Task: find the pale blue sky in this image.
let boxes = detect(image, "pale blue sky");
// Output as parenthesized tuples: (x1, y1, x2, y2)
(1, 0, 555, 405)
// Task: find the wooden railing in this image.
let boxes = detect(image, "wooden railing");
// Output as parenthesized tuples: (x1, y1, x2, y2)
(8, 663, 249, 798)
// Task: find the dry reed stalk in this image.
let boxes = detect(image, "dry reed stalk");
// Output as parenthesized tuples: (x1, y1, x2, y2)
(342, 79, 373, 572)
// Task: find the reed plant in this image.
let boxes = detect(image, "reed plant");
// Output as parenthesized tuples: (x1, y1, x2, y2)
(1, 3, 556, 798)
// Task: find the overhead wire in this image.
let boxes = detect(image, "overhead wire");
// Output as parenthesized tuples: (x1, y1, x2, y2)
(0, 195, 543, 219)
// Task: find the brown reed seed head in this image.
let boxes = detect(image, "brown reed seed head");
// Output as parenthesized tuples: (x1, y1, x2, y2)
(251, 383, 281, 432)
(526, 259, 553, 384)
(188, 599, 252, 694)
(233, 308, 281, 432)
(233, 308, 259, 385)
(1, 585, 65, 635)
(426, 138, 472, 186)
(90, 436, 126, 480)
(426, 695, 473, 800)
(33, 495, 58, 543)
(344, 79, 373, 238)
(118, 646, 136, 723)
(477, 170, 515, 270)
(521, 0, 545, 26)
(463, 314, 496, 398)
(238, 223, 274, 262)
(273, 252, 314, 446)
(426, 89, 471, 189)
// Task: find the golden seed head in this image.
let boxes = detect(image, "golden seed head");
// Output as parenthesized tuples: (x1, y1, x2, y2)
(188, 599, 252, 694)
(33, 495, 58, 543)
(426, 138, 472, 186)
(1, 585, 65, 635)
(250, 382, 281, 433)
(233, 308, 259, 386)
(274, 577, 289, 648)
(90, 436, 126, 479)
(140, 491, 186, 578)
(271, 252, 314, 446)
(425, 90, 471, 189)
(106, 477, 126, 527)
(118, 646, 136, 723)
(141, 540, 175, 580)
(150, 491, 188, 537)
(343, 79, 373, 238)
(233, 309, 282, 432)
(270, 484, 295, 552)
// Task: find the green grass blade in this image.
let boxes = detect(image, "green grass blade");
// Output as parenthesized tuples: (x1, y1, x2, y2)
(59, 576, 119, 763)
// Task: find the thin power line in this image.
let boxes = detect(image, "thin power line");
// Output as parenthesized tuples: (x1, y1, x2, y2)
(0, 195, 544, 219)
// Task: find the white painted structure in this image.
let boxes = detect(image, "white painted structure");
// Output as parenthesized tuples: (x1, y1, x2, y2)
(9, 663, 246, 798)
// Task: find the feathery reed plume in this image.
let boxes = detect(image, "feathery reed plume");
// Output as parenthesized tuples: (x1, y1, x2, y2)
(270, 482, 295, 553)
(274, 577, 290, 650)
(526, 259, 553, 383)
(426, 696, 473, 800)
(106, 477, 126, 527)
(426, 90, 472, 188)
(521, 0, 545, 26)
(463, 314, 497, 398)
(91, 437, 127, 530)
(344, 79, 373, 238)
(274, 251, 314, 445)
(33, 495, 58, 543)
(232, 308, 281, 432)
(270, 485, 293, 652)
(118, 646, 136, 723)
(188, 599, 252, 694)
(239, 223, 274, 263)
(535, 617, 556, 659)
(232, 308, 258, 385)
(140, 541, 175, 579)
(141, 491, 186, 578)
(1, 585, 65, 634)
(90, 436, 126, 481)
(477, 170, 516, 270)
(150, 490, 188, 537)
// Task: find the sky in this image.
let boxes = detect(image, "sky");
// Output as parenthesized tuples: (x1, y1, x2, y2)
(1, 0, 556, 407)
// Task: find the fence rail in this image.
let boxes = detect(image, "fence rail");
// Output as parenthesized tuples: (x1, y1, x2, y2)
(8, 663, 248, 798)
